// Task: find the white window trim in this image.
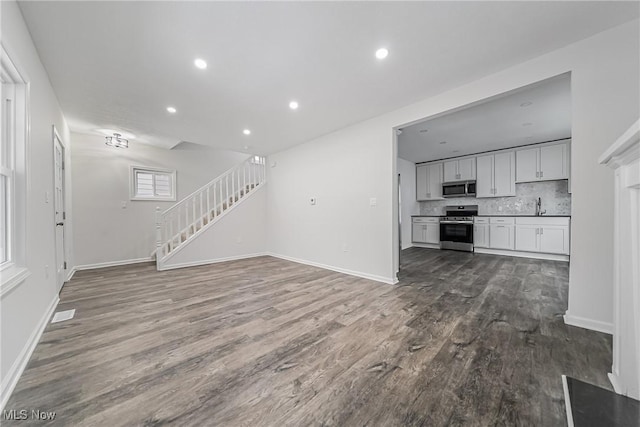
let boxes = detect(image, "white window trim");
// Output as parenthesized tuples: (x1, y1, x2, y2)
(129, 165, 177, 201)
(1, 42, 30, 295)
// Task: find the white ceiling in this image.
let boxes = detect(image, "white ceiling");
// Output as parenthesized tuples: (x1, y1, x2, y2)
(18, 1, 639, 153)
(398, 74, 571, 163)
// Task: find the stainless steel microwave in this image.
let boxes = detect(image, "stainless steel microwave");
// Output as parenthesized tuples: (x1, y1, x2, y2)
(442, 181, 476, 198)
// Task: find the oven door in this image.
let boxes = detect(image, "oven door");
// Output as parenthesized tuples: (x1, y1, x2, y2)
(440, 221, 474, 251)
(442, 183, 467, 198)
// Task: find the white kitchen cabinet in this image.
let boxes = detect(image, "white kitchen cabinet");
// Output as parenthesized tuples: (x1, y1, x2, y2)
(416, 162, 443, 201)
(489, 217, 515, 250)
(476, 151, 515, 198)
(516, 140, 570, 182)
(514, 217, 570, 255)
(473, 222, 490, 248)
(412, 217, 440, 244)
(443, 157, 475, 182)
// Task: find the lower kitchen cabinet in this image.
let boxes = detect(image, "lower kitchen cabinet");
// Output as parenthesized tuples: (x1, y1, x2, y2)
(515, 217, 570, 255)
(490, 224, 515, 250)
(412, 217, 440, 244)
(473, 218, 489, 248)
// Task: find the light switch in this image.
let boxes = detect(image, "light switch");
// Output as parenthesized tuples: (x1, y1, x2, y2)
(121, 201, 127, 209)
(369, 197, 377, 207)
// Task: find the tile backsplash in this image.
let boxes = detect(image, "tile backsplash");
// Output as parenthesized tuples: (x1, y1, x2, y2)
(420, 180, 571, 216)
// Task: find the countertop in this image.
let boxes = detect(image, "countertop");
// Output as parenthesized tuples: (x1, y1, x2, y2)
(412, 214, 571, 217)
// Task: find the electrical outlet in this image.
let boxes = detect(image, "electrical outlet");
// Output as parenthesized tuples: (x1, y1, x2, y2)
(342, 243, 348, 252)
(498, 206, 503, 212)
(44, 265, 49, 278)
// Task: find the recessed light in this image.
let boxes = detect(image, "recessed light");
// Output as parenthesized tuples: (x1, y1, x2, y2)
(375, 48, 389, 60)
(289, 101, 299, 110)
(520, 101, 533, 107)
(243, 145, 251, 150)
(452, 150, 460, 153)
(439, 141, 447, 145)
(243, 129, 251, 135)
(522, 122, 533, 127)
(419, 129, 429, 133)
(194, 58, 207, 69)
(166, 106, 177, 114)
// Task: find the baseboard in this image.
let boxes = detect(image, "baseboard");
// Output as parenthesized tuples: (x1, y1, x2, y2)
(73, 257, 154, 271)
(564, 312, 613, 334)
(608, 372, 622, 394)
(0, 295, 59, 411)
(474, 247, 569, 262)
(267, 252, 398, 285)
(66, 267, 76, 281)
(411, 243, 440, 249)
(562, 375, 575, 427)
(159, 252, 269, 271)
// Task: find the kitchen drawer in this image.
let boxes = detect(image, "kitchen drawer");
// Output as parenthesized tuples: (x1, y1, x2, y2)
(474, 217, 489, 224)
(489, 217, 515, 225)
(412, 217, 440, 224)
(515, 217, 570, 226)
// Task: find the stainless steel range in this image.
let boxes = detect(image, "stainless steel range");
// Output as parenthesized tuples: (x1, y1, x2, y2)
(439, 205, 478, 252)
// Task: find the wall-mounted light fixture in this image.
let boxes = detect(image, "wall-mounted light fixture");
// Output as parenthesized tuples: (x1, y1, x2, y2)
(105, 133, 129, 148)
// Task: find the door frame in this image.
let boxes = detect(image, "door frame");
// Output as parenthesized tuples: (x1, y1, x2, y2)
(52, 126, 67, 291)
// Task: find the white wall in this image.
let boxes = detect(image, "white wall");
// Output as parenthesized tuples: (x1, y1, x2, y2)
(398, 157, 418, 250)
(162, 185, 267, 269)
(70, 133, 248, 267)
(0, 0, 72, 408)
(267, 20, 639, 331)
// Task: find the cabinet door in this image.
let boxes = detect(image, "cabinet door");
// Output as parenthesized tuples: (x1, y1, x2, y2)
(539, 143, 567, 180)
(474, 224, 489, 248)
(515, 225, 539, 252)
(416, 165, 428, 201)
(427, 163, 443, 199)
(425, 223, 440, 244)
(443, 160, 459, 182)
(412, 223, 426, 243)
(490, 225, 514, 250)
(458, 157, 476, 181)
(539, 226, 569, 254)
(475, 154, 494, 198)
(493, 151, 515, 197)
(516, 147, 539, 182)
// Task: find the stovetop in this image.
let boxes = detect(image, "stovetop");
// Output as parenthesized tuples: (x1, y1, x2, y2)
(441, 205, 478, 222)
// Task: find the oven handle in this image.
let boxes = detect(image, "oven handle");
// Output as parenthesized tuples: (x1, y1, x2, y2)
(440, 221, 473, 225)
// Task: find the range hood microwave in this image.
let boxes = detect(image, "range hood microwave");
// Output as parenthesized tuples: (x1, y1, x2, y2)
(442, 181, 476, 198)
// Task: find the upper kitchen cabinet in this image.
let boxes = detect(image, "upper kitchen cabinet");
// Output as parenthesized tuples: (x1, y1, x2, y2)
(516, 140, 570, 182)
(416, 162, 443, 201)
(476, 151, 515, 198)
(443, 157, 476, 182)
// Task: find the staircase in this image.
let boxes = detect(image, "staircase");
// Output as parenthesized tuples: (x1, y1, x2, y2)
(154, 155, 266, 270)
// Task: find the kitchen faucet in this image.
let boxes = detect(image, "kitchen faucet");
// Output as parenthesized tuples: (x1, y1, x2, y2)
(535, 197, 546, 216)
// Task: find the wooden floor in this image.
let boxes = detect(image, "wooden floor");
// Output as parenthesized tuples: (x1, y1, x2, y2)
(5, 248, 612, 426)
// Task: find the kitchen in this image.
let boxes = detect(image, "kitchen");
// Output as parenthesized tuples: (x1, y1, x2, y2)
(398, 73, 572, 262)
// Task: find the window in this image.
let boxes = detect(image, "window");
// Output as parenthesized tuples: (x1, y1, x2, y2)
(130, 166, 176, 201)
(1, 44, 29, 291)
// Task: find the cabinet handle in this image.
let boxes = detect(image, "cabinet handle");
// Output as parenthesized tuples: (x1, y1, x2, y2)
(536, 171, 539, 178)
(540, 171, 543, 178)
(536, 228, 539, 235)
(540, 228, 544, 235)
(427, 192, 431, 198)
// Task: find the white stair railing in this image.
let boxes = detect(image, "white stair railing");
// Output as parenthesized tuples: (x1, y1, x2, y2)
(155, 155, 266, 268)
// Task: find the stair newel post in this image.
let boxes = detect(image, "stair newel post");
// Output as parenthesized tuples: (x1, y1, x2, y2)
(155, 206, 163, 269)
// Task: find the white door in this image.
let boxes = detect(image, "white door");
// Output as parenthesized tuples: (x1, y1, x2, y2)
(457, 157, 476, 181)
(539, 143, 567, 180)
(54, 132, 66, 291)
(443, 160, 458, 182)
(516, 147, 539, 182)
(490, 225, 514, 250)
(539, 226, 569, 254)
(425, 223, 439, 244)
(412, 223, 425, 243)
(416, 165, 428, 200)
(474, 224, 489, 248)
(475, 154, 494, 198)
(493, 151, 515, 197)
(427, 163, 443, 199)
(515, 225, 539, 252)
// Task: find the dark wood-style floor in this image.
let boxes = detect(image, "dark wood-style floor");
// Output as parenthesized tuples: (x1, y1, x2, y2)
(5, 248, 612, 426)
